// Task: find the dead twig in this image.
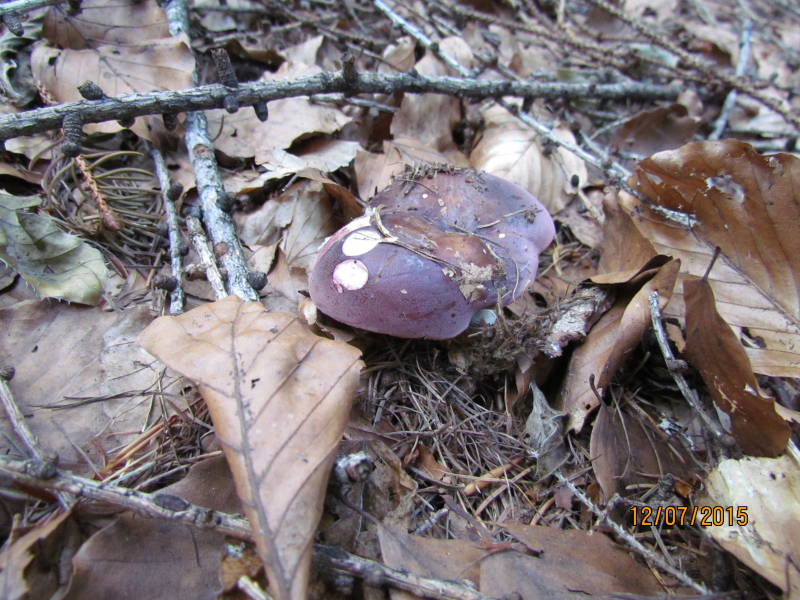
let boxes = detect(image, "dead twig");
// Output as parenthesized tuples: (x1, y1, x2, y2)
(0, 73, 679, 142)
(0, 454, 496, 600)
(553, 470, 708, 594)
(709, 19, 754, 140)
(0, 371, 73, 510)
(163, 0, 258, 302)
(647, 292, 733, 451)
(150, 147, 186, 314)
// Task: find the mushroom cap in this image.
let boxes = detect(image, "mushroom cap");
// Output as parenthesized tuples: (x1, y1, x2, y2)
(309, 169, 555, 339)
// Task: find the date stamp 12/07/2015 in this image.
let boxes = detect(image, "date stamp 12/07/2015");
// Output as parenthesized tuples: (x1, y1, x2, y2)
(629, 505, 749, 528)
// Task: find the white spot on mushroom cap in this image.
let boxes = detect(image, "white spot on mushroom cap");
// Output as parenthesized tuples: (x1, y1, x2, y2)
(333, 259, 369, 292)
(342, 228, 382, 256)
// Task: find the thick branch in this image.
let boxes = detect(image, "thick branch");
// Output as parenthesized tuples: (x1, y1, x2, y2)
(0, 72, 679, 141)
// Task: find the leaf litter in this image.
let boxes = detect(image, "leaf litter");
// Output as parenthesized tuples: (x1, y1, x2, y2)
(0, 0, 799, 599)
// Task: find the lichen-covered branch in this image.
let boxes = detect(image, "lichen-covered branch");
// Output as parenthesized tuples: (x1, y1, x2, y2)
(0, 72, 680, 142)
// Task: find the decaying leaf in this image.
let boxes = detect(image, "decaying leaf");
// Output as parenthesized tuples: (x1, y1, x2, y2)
(390, 37, 474, 163)
(0, 511, 80, 600)
(590, 402, 692, 502)
(64, 456, 240, 600)
(0, 193, 108, 305)
(237, 179, 337, 272)
(31, 37, 194, 141)
(684, 277, 790, 456)
(138, 296, 363, 600)
(354, 137, 454, 201)
(378, 525, 484, 599)
(43, 0, 170, 49)
(702, 453, 800, 597)
(481, 524, 662, 597)
(470, 103, 587, 214)
(0, 301, 182, 473)
(247, 140, 363, 187)
(621, 140, 800, 377)
(610, 104, 699, 157)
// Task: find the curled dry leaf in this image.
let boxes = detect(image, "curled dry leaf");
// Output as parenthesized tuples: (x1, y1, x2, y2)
(138, 296, 363, 600)
(0, 510, 79, 600)
(353, 137, 454, 201)
(684, 277, 790, 456)
(701, 454, 800, 597)
(470, 103, 587, 214)
(621, 140, 800, 377)
(560, 201, 680, 432)
(560, 257, 679, 432)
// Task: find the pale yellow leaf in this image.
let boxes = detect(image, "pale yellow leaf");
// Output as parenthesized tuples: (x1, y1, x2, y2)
(702, 454, 800, 597)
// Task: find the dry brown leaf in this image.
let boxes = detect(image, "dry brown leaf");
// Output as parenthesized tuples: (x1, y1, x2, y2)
(558, 199, 676, 431)
(42, 0, 169, 49)
(555, 188, 605, 249)
(390, 37, 474, 162)
(481, 524, 662, 597)
(236, 179, 338, 305)
(561, 257, 680, 432)
(610, 104, 699, 157)
(237, 180, 337, 273)
(297, 169, 364, 221)
(684, 277, 790, 456)
(590, 403, 693, 502)
(207, 61, 351, 163)
(470, 103, 587, 213)
(621, 140, 800, 377)
(380, 37, 416, 72)
(64, 456, 239, 600)
(377, 524, 484, 598)
(701, 453, 800, 597)
(0, 301, 183, 474)
(0, 511, 79, 600)
(138, 296, 363, 600)
(31, 37, 194, 142)
(353, 137, 453, 201)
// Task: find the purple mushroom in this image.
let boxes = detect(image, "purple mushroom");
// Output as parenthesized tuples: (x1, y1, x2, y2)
(309, 168, 555, 339)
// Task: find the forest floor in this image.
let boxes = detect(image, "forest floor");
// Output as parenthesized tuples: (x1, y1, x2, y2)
(0, 0, 799, 598)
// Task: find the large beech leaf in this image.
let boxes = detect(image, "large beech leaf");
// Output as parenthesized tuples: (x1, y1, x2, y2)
(684, 277, 789, 456)
(620, 140, 800, 377)
(137, 296, 363, 600)
(0, 193, 108, 305)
